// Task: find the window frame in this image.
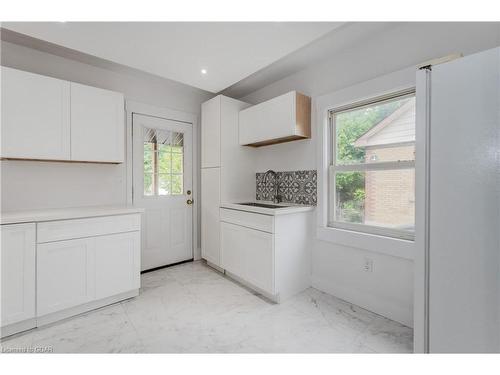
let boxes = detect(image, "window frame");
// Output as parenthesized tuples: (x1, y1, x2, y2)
(328, 88, 416, 241)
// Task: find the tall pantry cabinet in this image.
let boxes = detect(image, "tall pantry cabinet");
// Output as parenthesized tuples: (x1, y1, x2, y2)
(201, 95, 255, 268)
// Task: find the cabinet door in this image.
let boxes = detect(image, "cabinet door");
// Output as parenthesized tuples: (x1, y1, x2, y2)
(201, 96, 221, 168)
(37, 238, 96, 316)
(70, 82, 124, 162)
(219, 97, 255, 202)
(239, 91, 295, 145)
(95, 231, 140, 299)
(201, 167, 221, 265)
(0, 223, 36, 326)
(241, 225, 274, 294)
(1, 67, 70, 160)
(220, 221, 245, 277)
(221, 222, 274, 294)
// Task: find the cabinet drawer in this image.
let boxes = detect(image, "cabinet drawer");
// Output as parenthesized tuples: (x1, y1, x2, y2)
(37, 214, 141, 243)
(220, 208, 274, 233)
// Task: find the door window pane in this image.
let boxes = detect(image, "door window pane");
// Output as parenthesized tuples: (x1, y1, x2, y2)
(144, 173, 154, 196)
(143, 144, 154, 174)
(142, 127, 184, 196)
(171, 174, 183, 195)
(171, 131, 184, 149)
(158, 150, 172, 174)
(158, 174, 171, 196)
(171, 153, 183, 174)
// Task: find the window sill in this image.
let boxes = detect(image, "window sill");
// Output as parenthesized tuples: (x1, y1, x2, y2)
(316, 226, 415, 260)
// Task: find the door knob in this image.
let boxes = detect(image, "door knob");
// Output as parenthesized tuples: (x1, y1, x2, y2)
(187, 199, 193, 205)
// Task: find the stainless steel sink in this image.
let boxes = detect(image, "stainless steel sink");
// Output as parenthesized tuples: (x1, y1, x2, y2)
(238, 202, 288, 209)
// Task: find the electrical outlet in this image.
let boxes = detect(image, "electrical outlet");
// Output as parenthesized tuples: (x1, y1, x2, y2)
(363, 257, 373, 273)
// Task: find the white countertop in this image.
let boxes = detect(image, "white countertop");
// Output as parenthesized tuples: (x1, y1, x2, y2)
(221, 201, 315, 216)
(1, 205, 144, 225)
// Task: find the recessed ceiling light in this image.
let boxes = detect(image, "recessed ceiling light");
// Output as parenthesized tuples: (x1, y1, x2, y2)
(201, 69, 207, 75)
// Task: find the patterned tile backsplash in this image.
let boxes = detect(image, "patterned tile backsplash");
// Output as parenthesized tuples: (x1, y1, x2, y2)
(256, 170, 317, 206)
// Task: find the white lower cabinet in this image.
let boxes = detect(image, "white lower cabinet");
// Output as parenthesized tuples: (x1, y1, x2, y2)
(37, 237, 96, 316)
(219, 222, 246, 280)
(94, 231, 140, 299)
(1, 212, 141, 338)
(221, 208, 311, 302)
(0, 224, 36, 331)
(221, 222, 273, 294)
(37, 231, 140, 316)
(245, 228, 273, 293)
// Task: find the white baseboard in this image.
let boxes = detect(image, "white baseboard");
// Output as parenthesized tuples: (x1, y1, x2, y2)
(37, 290, 139, 327)
(1, 318, 37, 339)
(1, 290, 139, 339)
(194, 247, 202, 261)
(205, 260, 225, 274)
(224, 270, 279, 303)
(311, 276, 413, 328)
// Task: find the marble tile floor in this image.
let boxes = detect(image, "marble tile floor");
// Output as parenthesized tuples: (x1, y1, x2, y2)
(1, 261, 413, 353)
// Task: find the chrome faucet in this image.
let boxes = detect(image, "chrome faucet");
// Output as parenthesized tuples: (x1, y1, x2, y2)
(263, 170, 281, 204)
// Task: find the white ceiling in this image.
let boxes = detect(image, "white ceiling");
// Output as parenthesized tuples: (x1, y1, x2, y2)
(2, 22, 343, 93)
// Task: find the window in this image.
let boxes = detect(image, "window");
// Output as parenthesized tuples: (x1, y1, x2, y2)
(143, 127, 184, 196)
(328, 90, 416, 240)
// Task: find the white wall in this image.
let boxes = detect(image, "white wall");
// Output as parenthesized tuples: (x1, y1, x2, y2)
(0, 40, 213, 250)
(239, 22, 500, 327)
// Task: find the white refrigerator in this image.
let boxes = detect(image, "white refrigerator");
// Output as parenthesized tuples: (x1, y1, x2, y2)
(415, 47, 500, 353)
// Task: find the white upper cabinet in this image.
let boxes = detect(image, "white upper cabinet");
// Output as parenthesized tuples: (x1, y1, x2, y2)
(70, 83, 124, 163)
(201, 95, 221, 168)
(1, 66, 71, 160)
(1, 67, 124, 163)
(239, 91, 311, 147)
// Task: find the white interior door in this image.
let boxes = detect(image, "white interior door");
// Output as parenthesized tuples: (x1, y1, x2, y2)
(133, 113, 193, 271)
